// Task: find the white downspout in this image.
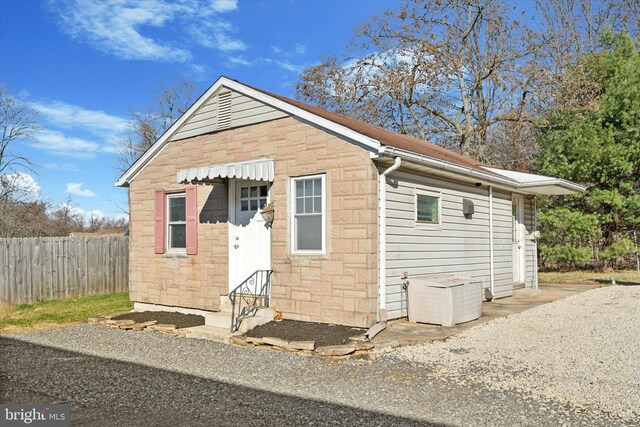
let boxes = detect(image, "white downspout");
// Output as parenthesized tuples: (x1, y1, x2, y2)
(379, 157, 402, 319)
(488, 185, 495, 300)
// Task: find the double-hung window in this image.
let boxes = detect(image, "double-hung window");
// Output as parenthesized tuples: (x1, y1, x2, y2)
(167, 193, 186, 252)
(291, 174, 325, 254)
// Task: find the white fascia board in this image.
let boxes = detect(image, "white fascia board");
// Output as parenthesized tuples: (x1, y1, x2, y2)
(377, 146, 519, 188)
(115, 76, 380, 187)
(516, 179, 586, 195)
(483, 167, 586, 194)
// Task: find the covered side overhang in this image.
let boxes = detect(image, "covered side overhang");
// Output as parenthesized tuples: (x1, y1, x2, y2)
(176, 159, 275, 184)
(375, 146, 585, 195)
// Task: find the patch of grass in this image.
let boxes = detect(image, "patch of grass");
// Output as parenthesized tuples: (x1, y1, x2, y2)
(0, 292, 132, 333)
(539, 270, 640, 286)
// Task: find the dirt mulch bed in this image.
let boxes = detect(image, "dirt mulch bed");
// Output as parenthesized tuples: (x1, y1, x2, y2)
(112, 312, 204, 329)
(246, 320, 366, 348)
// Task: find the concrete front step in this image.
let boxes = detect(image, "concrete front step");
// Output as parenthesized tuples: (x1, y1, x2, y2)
(202, 306, 276, 335)
(204, 311, 234, 329)
(185, 325, 237, 344)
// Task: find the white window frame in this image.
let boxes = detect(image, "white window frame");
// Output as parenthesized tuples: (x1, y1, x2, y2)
(166, 192, 186, 253)
(415, 189, 442, 229)
(290, 174, 326, 255)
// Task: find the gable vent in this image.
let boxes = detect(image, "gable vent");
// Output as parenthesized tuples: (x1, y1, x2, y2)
(217, 91, 232, 130)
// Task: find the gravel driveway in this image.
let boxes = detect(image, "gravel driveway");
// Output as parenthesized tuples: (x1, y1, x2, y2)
(2, 285, 637, 426)
(380, 285, 640, 422)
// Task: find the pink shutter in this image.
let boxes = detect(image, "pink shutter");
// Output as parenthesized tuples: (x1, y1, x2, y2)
(154, 189, 166, 254)
(185, 185, 198, 255)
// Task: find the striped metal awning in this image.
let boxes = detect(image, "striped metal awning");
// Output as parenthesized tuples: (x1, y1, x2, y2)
(176, 159, 275, 183)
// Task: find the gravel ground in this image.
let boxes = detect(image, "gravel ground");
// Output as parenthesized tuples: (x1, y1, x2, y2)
(378, 285, 640, 422)
(2, 321, 629, 426)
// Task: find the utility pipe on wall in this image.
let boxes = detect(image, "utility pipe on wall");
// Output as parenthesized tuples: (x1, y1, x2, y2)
(378, 157, 402, 317)
(533, 197, 539, 289)
(488, 186, 495, 300)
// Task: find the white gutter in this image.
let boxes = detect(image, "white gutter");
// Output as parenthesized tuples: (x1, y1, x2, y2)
(488, 186, 495, 300)
(379, 146, 518, 189)
(378, 156, 402, 318)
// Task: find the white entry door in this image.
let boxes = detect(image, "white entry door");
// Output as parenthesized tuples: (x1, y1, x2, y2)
(228, 180, 271, 293)
(512, 195, 525, 284)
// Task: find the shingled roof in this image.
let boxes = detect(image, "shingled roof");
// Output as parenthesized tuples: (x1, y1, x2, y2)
(249, 84, 489, 172)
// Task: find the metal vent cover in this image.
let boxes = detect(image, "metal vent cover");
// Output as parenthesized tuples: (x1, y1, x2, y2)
(217, 91, 232, 130)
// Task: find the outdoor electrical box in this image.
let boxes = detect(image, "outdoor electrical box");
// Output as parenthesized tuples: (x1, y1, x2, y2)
(462, 198, 474, 218)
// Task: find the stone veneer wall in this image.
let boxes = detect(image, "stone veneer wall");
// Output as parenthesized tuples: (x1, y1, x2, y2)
(128, 116, 379, 327)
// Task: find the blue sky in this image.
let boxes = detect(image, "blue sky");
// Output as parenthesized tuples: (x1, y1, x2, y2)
(0, 0, 389, 221)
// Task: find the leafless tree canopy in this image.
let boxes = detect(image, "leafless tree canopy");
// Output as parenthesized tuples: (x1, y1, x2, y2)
(295, 0, 639, 167)
(0, 85, 37, 181)
(118, 79, 195, 172)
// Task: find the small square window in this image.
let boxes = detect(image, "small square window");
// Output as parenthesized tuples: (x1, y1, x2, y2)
(416, 193, 440, 225)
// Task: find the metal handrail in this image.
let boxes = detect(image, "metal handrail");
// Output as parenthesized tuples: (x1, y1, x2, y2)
(229, 270, 273, 332)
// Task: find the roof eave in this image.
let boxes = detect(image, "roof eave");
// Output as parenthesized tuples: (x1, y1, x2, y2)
(377, 146, 519, 188)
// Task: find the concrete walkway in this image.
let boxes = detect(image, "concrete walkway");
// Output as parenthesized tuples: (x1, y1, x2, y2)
(371, 283, 601, 347)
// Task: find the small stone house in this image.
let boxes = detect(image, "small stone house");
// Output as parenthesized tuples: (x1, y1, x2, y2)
(116, 76, 583, 329)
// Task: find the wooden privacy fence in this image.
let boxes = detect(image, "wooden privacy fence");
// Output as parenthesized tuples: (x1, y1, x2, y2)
(0, 237, 129, 306)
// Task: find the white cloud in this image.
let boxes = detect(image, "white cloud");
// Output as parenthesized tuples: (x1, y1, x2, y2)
(189, 21, 247, 52)
(48, 0, 245, 61)
(86, 209, 105, 219)
(57, 203, 107, 223)
(26, 100, 129, 158)
(211, 0, 238, 13)
(66, 183, 96, 197)
(1, 172, 41, 202)
(29, 129, 101, 159)
(43, 163, 82, 173)
(294, 44, 307, 55)
(275, 60, 304, 73)
(29, 101, 129, 134)
(226, 56, 253, 67)
(224, 56, 305, 74)
(188, 63, 210, 81)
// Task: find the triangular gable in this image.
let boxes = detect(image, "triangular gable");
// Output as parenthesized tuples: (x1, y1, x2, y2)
(116, 76, 380, 186)
(171, 87, 288, 141)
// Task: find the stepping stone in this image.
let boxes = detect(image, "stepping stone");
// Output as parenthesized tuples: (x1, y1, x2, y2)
(315, 345, 356, 356)
(287, 341, 315, 351)
(262, 337, 289, 348)
(354, 342, 375, 351)
(245, 336, 264, 345)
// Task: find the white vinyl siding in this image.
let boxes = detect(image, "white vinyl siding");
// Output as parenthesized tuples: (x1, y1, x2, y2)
(291, 174, 326, 254)
(384, 171, 515, 319)
(172, 88, 288, 141)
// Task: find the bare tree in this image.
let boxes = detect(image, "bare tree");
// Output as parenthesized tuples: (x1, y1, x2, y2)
(296, 0, 543, 161)
(296, 0, 639, 166)
(1, 86, 38, 196)
(118, 79, 195, 171)
(49, 196, 84, 236)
